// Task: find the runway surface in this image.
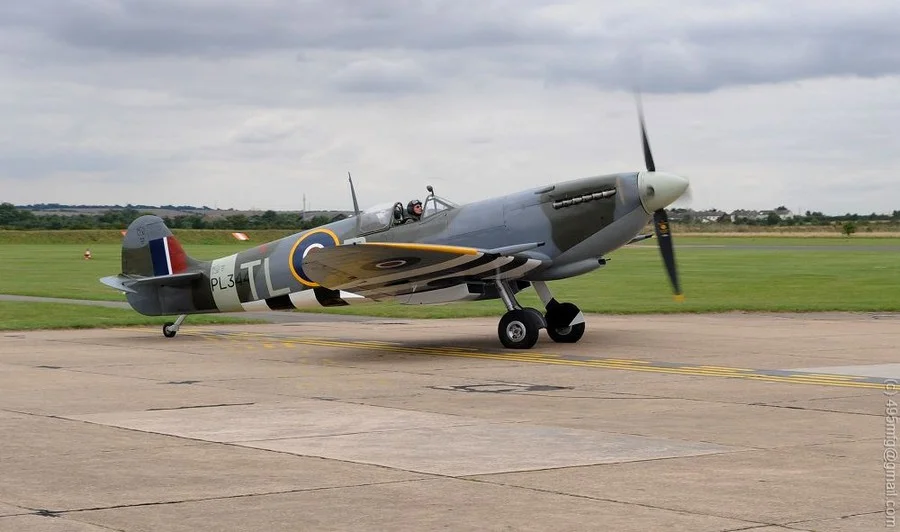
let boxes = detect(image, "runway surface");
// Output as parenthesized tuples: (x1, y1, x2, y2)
(1, 312, 898, 531)
(0, 294, 378, 323)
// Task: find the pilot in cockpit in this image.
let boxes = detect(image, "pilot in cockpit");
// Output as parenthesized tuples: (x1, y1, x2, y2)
(407, 199, 423, 221)
(393, 199, 424, 224)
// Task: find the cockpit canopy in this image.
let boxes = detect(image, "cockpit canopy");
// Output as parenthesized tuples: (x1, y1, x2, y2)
(422, 194, 457, 217)
(356, 192, 458, 235)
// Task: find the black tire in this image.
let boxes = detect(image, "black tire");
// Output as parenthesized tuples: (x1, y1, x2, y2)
(498, 309, 542, 349)
(163, 322, 177, 338)
(522, 307, 547, 329)
(545, 302, 585, 343)
(546, 322, 585, 343)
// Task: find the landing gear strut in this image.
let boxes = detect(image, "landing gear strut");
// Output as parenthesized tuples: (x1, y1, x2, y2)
(495, 280, 545, 349)
(533, 281, 585, 344)
(163, 314, 187, 338)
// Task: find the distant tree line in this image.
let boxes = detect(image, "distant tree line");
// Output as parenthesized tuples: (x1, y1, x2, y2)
(20, 203, 214, 211)
(3, 202, 898, 231)
(672, 208, 900, 226)
(161, 211, 334, 230)
(0, 203, 332, 230)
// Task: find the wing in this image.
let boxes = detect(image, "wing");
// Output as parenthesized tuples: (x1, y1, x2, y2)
(302, 242, 546, 300)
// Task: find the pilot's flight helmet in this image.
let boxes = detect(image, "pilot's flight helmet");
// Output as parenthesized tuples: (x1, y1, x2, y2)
(407, 199, 423, 216)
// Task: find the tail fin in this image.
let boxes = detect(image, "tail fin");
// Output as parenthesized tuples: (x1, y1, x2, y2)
(121, 215, 198, 277)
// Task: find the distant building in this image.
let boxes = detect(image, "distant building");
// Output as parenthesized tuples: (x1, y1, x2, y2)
(730, 209, 764, 222)
(757, 207, 794, 221)
(773, 206, 794, 219)
(694, 209, 728, 223)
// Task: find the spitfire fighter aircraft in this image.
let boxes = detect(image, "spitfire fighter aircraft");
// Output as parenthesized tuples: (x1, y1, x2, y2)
(101, 107, 690, 349)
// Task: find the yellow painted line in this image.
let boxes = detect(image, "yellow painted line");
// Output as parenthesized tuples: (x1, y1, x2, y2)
(355, 340, 399, 346)
(677, 367, 758, 376)
(740, 374, 884, 390)
(696, 365, 755, 372)
(182, 332, 885, 390)
(427, 346, 508, 354)
(787, 373, 859, 381)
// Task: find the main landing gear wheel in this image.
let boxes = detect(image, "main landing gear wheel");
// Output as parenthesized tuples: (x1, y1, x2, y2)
(545, 302, 585, 343)
(494, 279, 545, 349)
(498, 309, 543, 349)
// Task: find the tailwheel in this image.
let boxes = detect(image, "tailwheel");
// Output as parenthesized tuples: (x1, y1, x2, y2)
(498, 309, 542, 349)
(544, 301, 586, 344)
(162, 314, 187, 338)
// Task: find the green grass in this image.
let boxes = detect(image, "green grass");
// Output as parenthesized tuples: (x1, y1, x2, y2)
(636, 236, 900, 247)
(0, 301, 261, 331)
(0, 244, 248, 301)
(319, 242, 900, 317)
(0, 236, 898, 326)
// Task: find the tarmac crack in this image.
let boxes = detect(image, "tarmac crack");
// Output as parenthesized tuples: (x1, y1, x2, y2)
(780, 509, 886, 529)
(458, 476, 775, 528)
(145, 402, 256, 411)
(0, 513, 127, 532)
(43, 478, 437, 516)
(584, 389, 883, 417)
(745, 401, 882, 417)
(720, 525, 813, 532)
(0, 499, 34, 519)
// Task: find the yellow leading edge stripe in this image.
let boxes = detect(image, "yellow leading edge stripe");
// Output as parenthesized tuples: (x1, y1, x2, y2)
(360, 242, 480, 256)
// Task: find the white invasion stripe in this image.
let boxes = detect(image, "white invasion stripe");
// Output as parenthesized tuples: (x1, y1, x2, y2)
(162, 236, 173, 275)
(210, 254, 243, 312)
(487, 259, 543, 281)
(334, 253, 484, 290)
(397, 284, 480, 305)
(355, 284, 419, 299)
(425, 256, 514, 284)
(241, 300, 271, 312)
(288, 289, 321, 309)
(338, 290, 367, 304)
(352, 256, 514, 299)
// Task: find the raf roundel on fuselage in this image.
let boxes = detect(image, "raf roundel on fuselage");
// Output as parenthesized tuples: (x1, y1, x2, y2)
(288, 229, 340, 287)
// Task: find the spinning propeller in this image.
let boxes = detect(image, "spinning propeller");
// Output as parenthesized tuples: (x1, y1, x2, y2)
(634, 94, 690, 301)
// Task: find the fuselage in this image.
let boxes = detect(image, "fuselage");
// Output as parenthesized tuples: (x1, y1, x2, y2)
(122, 172, 658, 316)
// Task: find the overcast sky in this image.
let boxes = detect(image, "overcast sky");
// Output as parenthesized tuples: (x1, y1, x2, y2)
(1, 0, 898, 214)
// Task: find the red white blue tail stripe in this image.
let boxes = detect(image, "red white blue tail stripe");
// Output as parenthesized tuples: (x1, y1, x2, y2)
(148, 236, 188, 276)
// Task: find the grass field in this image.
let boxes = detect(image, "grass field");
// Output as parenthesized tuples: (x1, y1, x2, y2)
(1, 236, 898, 328)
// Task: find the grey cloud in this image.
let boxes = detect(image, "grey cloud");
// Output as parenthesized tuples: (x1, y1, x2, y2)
(3, 1, 897, 94)
(0, 151, 130, 179)
(230, 115, 304, 144)
(538, 3, 900, 93)
(329, 58, 432, 94)
(0, 1, 562, 57)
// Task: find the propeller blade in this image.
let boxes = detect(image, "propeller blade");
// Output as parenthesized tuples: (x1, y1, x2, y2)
(636, 93, 656, 172)
(652, 209, 683, 301)
(636, 91, 684, 301)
